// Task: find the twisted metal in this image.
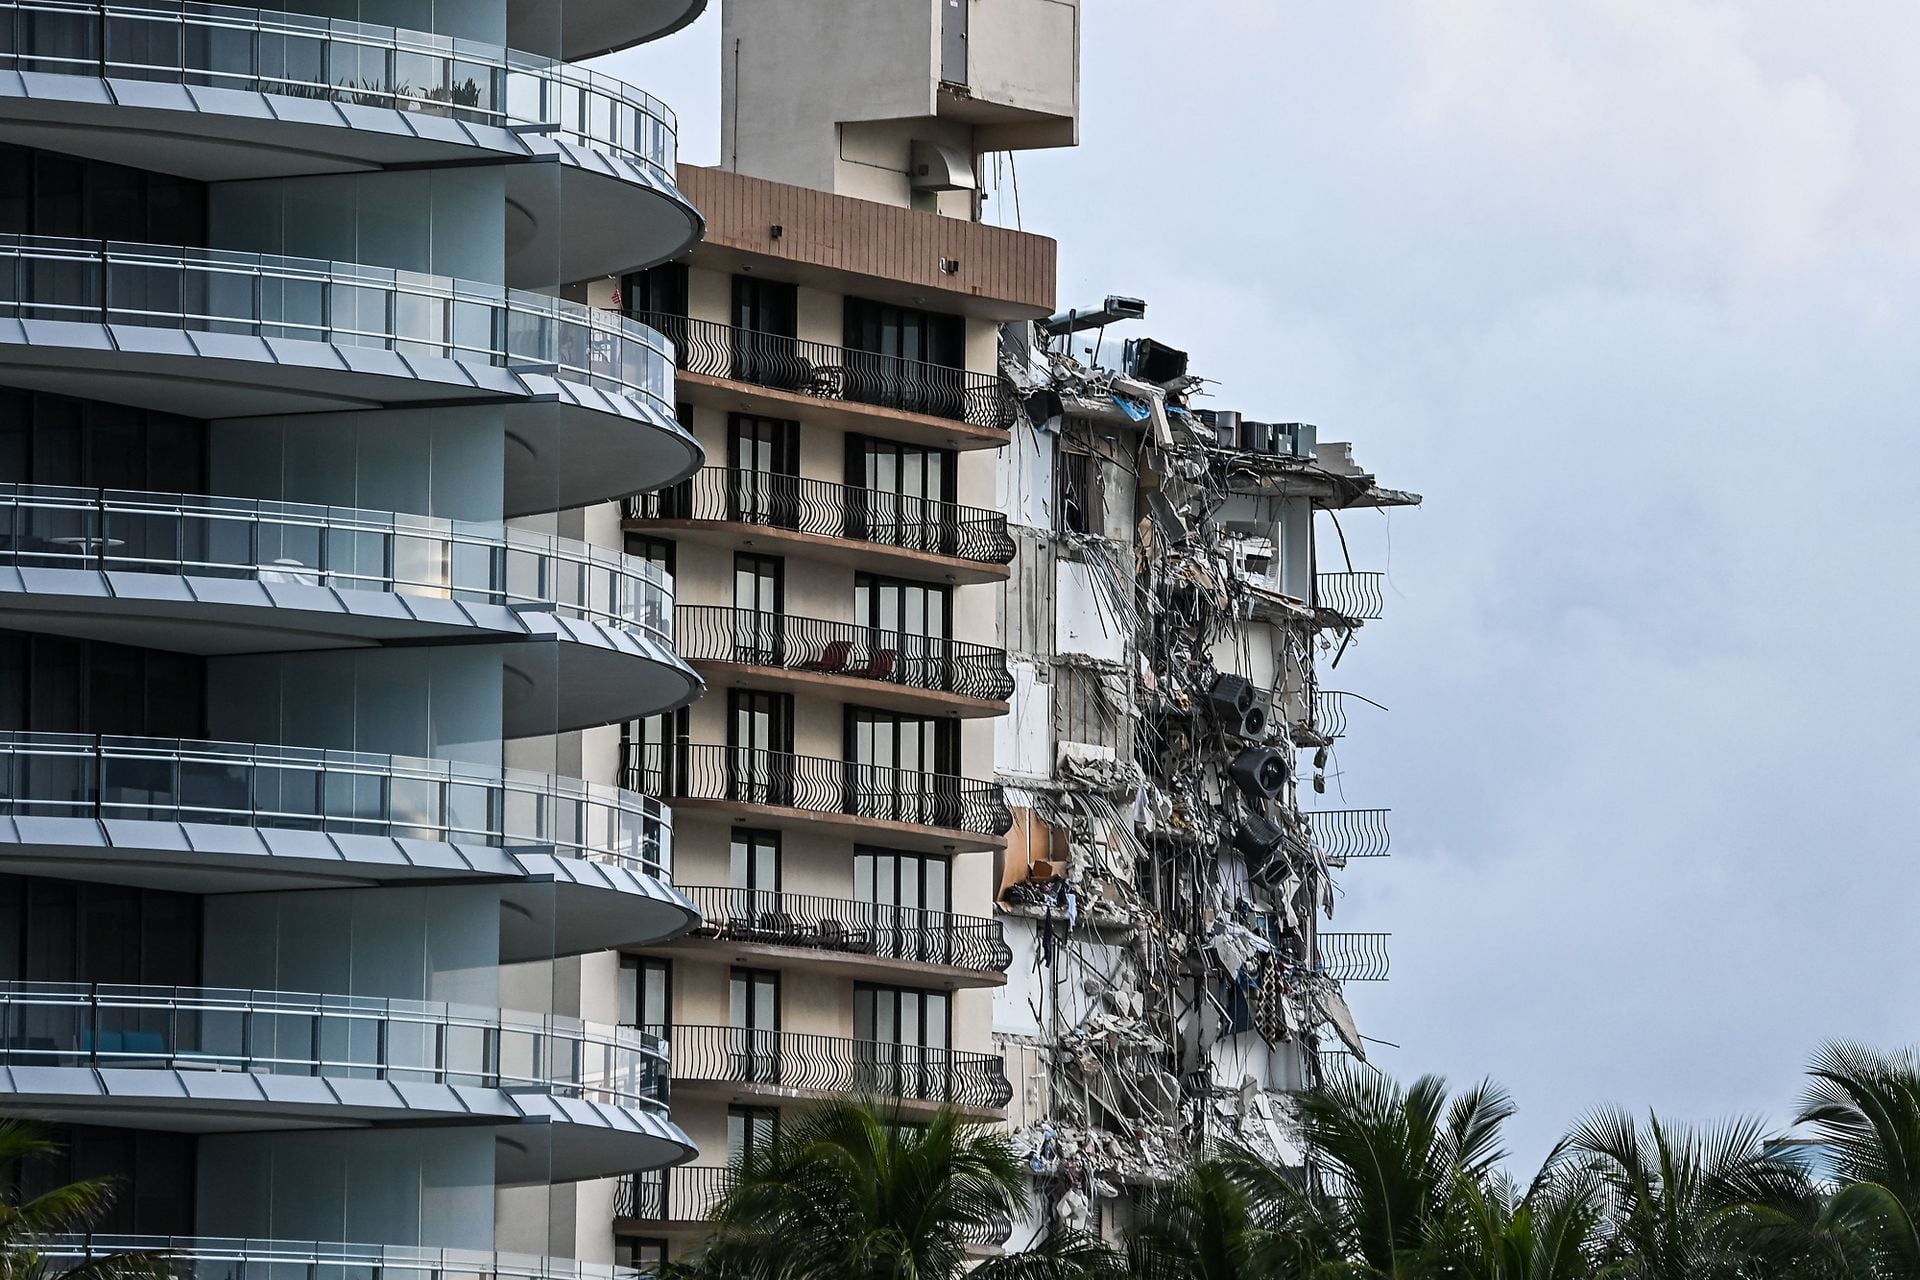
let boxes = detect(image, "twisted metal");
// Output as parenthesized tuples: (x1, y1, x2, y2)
(624, 743, 1012, 839)
(632, 310, 1016, 430)
(0, 981, 670, 1109)
(676, 606, 1014, 702)
(1315, 572, 1385, 622)
(1317, 932, 1391, 981)
(1305, 808, 1392, 862)
(624, 468, 1016, 567)
(676, 885, 1012, 975)
(665, 1024, 1013, 1111)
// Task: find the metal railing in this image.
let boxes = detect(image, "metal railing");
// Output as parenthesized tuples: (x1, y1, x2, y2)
(1317, 932, 1391, 982)
(0, 235, 674, 414)
(35, 1236, 647, 1280)
(615, 1165, 733, 1223)
(675, 885, 1012, 975)
(0, 484, 674, 641)
(0, 731, 673, 879)
(1315, 572, 1385, 622)
(623, 743, 1012, 839)
(631, 311, 1015, 430)
(0, 982, 670, 1109)
(663, 1024, 1012, 1111)
(0, 0, 677, 177)
(624, 468, 1015, 567)
(676, 607, 1013, 702)
(1305, 808, 1391, 862)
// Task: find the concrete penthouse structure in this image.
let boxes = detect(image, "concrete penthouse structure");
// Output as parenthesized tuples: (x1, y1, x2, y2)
(590, 0, 1077, 1261)
(0, 0, 709, 1276)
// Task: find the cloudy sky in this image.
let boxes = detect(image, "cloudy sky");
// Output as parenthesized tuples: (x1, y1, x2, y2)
(605, 1, 1920, 1165)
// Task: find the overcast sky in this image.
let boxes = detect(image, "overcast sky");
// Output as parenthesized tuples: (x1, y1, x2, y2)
(604, 1, 1920, 1167)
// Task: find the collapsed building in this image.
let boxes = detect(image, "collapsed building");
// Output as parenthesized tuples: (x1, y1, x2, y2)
(989, 303, 1421, 1240)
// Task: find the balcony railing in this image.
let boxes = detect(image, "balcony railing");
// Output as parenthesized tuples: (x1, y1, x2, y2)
(676, 885, 1012, 975)
(615, 1164, 733, 1223)
(0, 235, 674, 414)
(1306, 808, 1391, 862)
(0, 484, 674, 642)
(624, 468, 1015, 567)
(632, 311, 1016, 430)
(624, 743, 1012, 839)
(0, 981, 670, 1109)
(1317, 932, 1391, 982)
(0, 731, 673, 879)
(1315, 572, 1385, 622)
(663, 1024, 1013, 1111)
(676, 607, 1014, 702)
(35, 1237, 647, 1280)
(0, 0, 677, 177)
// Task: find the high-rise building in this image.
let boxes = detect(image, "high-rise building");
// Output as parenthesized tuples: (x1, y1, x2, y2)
(0, 1, 708, 1274)
(591, 0, 1078, 1262)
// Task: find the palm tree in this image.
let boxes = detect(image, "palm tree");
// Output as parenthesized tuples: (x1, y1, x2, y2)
(1449, 1155, 1607, 1280)
(1781, 1041, 1920, 1278)
(1222, 1068, 1519, 1277)
(677, 1098, 1119, 1280)
(0, 1120, 175, 1280)
(1129, 1157, 1335, 1280)
(1567, 1108, 1808, 1280)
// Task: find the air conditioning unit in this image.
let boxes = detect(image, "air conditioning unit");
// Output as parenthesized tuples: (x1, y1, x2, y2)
(1124, 337, 1189, 384)
(1240, 419, 1274, 454)
(1197, 409, 1240, 450)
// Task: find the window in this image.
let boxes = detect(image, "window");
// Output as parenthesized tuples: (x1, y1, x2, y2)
(726, 414, 800, 528)
(846, 436, 955, 552)
(855, 982, 951, 1099)
(0, 388, 208, 493)
(1057, 450, 1097, 537)
(626, 534, 676, 579)
(621, 262, 688, 320)
(619, 955, 672, 1038)
(729, 690, 794, 806)
(622, 706, 689, 796)
(730, 829, 781, 895)
(843, 297, 966, 417)
(727, 1106, 780, 1162)
(732, 553, 785, 664)
(846, 708, 959, 827)
(0, 634, 205, 739)
(732, 275, 796, 337)
(0, 142, 207, 244)
(857, 848, 952, 964)
(614, 1238, 667, 1273)
(0, 875, 201, 985)
(729, 967, 780, 1085)
(730, 275, 800, 389)
(854, 574, 949, 639)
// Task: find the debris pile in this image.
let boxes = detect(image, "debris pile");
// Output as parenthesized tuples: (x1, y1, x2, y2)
(990, 311, 1421, 1230)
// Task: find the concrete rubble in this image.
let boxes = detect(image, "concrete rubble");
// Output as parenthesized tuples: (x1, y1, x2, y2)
(989, 306, 1421, 1241)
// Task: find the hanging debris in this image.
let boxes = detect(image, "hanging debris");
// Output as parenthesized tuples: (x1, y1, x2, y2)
(990, 310, 1421, 1226)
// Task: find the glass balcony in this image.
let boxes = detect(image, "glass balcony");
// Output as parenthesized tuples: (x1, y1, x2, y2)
(0, 234, 674, 414)
(0, 981, 671, 1110)
(0, 731, 673, 879)
(36, 1238, 649, 1280)
(0, 0, 678, 176)
(0, 484, 674, 643)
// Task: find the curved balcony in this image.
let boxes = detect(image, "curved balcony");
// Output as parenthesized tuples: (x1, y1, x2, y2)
(1306, 808, 1392, 865)
(0, 236, 697, 515)
(0, 484, 697, 731)
(1315, 571, 1385, 624)
(1316, 932, 1391, 982)
(625, 743, 1011, 854)
(658, 886, 1011, 989)
(0, 982, 692, 1180)
(0, 731, 696, 960)
(675, 606, 1012, 718)
(634, 312, 1018, 448)
(664, 1024, 1012, 1118)
(509, 0, 708, 62)
(0, 1, 700, 281)
(625, 469, 1015, 584)
(615, 1163, 729, 1231)
(39, 1237, 650, 1280)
